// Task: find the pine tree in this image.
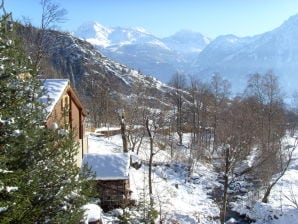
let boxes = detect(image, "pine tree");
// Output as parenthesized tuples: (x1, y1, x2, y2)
(0, 13, 94, 223)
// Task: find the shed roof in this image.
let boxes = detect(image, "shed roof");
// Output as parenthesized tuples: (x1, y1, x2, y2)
(82, 153, 130, 180)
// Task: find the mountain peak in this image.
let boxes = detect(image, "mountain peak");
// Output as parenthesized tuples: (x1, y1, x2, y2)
(93, 22, 113, 34)
(283, 13, 298, 25)
(167, 29, 210, 41)
(162, 30, 211, 53)
(276, 13, 298, 34)
(132, 27, 152, 35)
(75, 21, 112, 45)
(75, 22, 159, 48)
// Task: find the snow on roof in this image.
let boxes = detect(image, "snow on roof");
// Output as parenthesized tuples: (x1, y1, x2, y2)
(40, 79, 69, 116)
(82, 153, 130, 180)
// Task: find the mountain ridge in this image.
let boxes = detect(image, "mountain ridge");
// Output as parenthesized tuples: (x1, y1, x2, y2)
(192, 13, 298, 94)
(74, 14, 298, 95)
(74, 22, 210, 82)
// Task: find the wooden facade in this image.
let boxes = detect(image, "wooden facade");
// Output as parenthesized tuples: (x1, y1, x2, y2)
(43, 79, 88, 167)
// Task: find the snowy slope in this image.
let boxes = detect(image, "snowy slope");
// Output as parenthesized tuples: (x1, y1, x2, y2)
(87, 133, 220, 223)
(20, 27, 176, 110)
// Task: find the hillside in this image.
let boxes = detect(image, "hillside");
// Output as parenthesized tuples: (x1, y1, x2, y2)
(20, 26, 176, 112)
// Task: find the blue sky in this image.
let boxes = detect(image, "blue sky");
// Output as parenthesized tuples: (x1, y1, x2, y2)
(5, 0, 298, 38)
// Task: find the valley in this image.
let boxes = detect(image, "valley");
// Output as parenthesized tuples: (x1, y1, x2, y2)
(2, 2, 298, 223)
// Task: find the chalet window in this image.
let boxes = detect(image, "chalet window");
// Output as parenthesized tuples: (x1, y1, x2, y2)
(61, 95, 70, 128)
(61, 95, 70, 111)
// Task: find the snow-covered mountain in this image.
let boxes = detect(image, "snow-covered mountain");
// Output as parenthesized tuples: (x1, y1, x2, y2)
(75, 14, 298, 96)
(162, 29, 212, 54)
(20, 26, 176, 110)
(75, 21, 157, 48)
(192, 14, 298, 94)
(74, 22, 210, 82)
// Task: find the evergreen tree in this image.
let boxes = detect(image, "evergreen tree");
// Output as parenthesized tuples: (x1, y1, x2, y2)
(0, 13, 94, 223)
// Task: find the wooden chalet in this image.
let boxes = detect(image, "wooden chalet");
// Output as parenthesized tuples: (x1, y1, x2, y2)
(42, 79, 88, 167)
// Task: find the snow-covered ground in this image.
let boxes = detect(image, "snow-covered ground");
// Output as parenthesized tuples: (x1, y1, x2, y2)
(85, 131, 298, 224)
(86, 133, 220, 223)
(130, 161, 220, 223)
(88, 134, 123, 154)
(233, 134, 298, 224)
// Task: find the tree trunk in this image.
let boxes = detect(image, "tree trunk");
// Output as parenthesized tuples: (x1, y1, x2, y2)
(262, 185, 273, 203)
(221, 147, 230, 224)
(212, 115, 217, 155)
(148, 140, 154, 208)
(120, 115, 128, 153)
(177, 131, 183, 145)
(136, 136, 143, 155)
(145, 118, 154, 209)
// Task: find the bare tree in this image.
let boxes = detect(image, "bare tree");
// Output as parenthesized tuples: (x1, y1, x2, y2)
(119, 110, 128, 153)
(245, 72, 287, 203)
(169, 72, 187, 145)
(209, 73, 231, 154)
(188, 76, 212, 160)
(20, 0, 67, 69)
(284, 182, 298, 209)
(79, 74, 117, 128)
(40, 0, 67, 30)
(215, 97, 256, 224)
(262, 142, 296, 203)
(125, 79, 147, 154)
(287, 91, 298, 135)
(144, 110, 166, 222)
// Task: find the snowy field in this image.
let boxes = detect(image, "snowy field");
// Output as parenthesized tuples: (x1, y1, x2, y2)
(85, 131, 298, 224)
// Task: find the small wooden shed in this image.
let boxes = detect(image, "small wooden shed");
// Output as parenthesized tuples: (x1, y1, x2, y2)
(82, 153, 132, 211)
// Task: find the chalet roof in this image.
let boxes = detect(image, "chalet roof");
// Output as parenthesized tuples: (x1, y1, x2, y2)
(41, 79, 86, 117)
(82, 153, 130, 180)
(41, 79, 69, 116)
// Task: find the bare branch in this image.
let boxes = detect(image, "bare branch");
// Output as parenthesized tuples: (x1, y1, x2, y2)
(284, 183, 298, 209)
(40, 0, 67, 30)
(0, 0, 6, 15)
